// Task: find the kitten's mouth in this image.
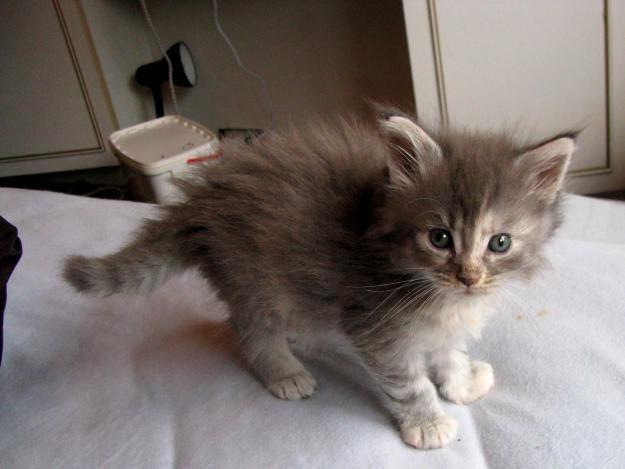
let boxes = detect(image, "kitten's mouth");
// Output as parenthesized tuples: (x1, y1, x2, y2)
(458, 284, 494, 296)
(432, 274, 494, 296)
(441, 282, 490, 296)
(436, 283, 489, 297)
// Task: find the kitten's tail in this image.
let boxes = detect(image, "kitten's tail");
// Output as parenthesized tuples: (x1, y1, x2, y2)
(63, 219, 190, 296)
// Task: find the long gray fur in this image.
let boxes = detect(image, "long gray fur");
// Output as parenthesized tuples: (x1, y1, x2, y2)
(63, 109, 574, 449)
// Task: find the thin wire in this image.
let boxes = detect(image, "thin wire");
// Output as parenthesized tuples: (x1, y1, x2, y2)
(139, 0, 180, 116)
(212, 0, 275, 128)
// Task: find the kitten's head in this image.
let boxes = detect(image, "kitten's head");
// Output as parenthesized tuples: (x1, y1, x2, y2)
(375, 113, 575, 297)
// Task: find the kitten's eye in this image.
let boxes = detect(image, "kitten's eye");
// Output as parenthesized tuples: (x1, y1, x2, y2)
(429, 229, 453, 249)
(488, 233, 512, 253)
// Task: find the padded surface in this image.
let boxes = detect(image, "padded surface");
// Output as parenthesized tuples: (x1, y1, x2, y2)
(0, 188, 624, 468)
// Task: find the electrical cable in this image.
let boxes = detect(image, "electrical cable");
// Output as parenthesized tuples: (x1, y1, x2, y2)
(212, 0, 275, 127)
(139, 0, 180, 115)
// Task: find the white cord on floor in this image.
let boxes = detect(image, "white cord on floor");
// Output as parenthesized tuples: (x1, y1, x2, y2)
(212, 0, 275, 127)
(139, 0, 180, 116)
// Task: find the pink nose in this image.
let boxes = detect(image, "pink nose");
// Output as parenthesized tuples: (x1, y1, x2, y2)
(457, 272, 480, 287)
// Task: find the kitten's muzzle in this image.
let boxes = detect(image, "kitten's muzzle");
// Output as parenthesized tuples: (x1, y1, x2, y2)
(457, 272, 481, 287)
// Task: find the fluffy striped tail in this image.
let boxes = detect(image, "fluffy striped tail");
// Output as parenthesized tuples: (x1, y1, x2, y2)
(63, 220, 187, 296)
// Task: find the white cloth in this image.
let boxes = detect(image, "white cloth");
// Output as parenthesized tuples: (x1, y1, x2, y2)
(0, 188, 624, 468)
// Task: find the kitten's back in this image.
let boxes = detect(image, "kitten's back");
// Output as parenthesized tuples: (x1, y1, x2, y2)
(168, 120, 391, 298)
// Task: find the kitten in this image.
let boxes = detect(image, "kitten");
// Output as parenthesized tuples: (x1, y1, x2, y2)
(63, 109, 574, 449)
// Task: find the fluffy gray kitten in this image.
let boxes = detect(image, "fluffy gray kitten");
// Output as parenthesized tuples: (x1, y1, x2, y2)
(64, 110, 574, 449)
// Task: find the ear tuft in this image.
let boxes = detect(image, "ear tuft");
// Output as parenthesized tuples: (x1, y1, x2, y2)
(517, 135, 576, 203)
(379, 115, 442, 183)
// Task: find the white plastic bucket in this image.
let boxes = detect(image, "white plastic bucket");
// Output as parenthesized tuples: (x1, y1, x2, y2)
(108, 115, 220, 203)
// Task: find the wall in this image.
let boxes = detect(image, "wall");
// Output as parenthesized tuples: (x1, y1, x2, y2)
(95, 0, 415, 131)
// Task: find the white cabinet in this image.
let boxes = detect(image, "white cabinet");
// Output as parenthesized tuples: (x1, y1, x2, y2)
(403, 0, 625, 194)
(0, 1, 116, 176)
(0, 0, 150, 178)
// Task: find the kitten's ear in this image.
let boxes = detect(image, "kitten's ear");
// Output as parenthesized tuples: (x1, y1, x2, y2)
(379, 115, 442, 184)
(517, 134, 576, 203)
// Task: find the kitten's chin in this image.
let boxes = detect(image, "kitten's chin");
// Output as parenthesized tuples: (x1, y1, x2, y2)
(465, 287, 484, 295)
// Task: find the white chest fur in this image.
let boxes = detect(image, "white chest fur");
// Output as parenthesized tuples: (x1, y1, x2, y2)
(402, 293, 497, 354)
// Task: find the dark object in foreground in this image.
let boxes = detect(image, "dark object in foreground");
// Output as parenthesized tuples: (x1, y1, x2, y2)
(0, 216, 22, 366)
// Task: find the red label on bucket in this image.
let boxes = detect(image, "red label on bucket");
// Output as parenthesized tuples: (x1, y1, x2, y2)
(186, 151, 222, 164)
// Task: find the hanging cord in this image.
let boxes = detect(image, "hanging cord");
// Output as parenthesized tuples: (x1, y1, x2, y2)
(139, 0, 180, 115)
(212, 0, 275, 128)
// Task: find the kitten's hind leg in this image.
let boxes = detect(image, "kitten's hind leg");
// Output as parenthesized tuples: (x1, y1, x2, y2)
(238, 326, 317, 400)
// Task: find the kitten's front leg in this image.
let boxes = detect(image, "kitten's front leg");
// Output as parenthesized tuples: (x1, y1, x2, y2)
(370, 362, 458, 449)
(430, 347, 494, 405)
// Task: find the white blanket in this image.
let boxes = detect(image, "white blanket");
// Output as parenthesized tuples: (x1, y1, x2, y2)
(1, 187, 624, 468)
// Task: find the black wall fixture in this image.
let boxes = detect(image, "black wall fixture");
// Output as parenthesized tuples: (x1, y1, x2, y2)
(135, 41, 196, 117)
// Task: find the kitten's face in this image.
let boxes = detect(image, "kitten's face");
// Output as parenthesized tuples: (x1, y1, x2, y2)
(407, 199, 546, 297)
(378, 115, 574, 298)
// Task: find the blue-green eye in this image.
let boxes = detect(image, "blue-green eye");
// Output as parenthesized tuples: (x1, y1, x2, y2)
(429, 229, 453, 249)
(488, 234, 512, 253)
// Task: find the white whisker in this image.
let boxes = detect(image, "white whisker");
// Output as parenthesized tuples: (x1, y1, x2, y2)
(365, 282, 437, 335)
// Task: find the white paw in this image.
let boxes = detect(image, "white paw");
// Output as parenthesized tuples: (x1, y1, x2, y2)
(443, 361, 494, 405)
(401, 414, 459, 450)
(466, 361, 494, 402)
(267, 372, 317, 400)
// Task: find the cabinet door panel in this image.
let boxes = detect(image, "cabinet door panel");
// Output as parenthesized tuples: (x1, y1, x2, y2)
(435, 0, 607, 173)
(403, 0, 625, 193)
(0, 1, 103, 159)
